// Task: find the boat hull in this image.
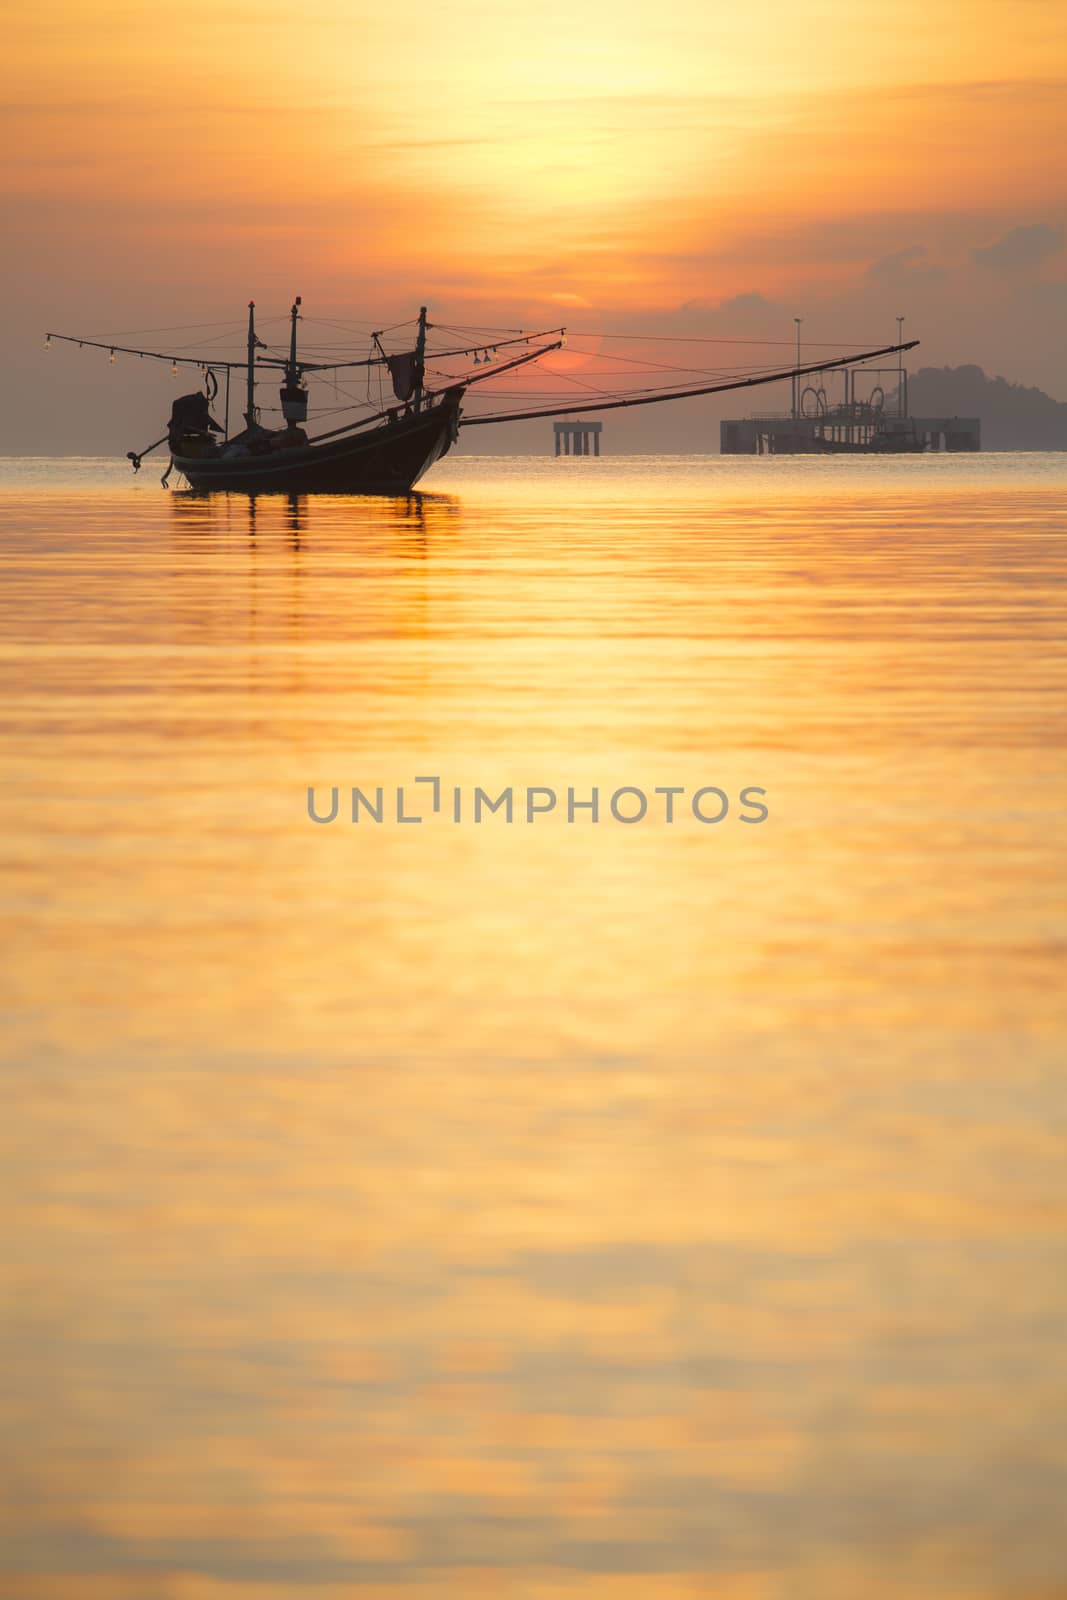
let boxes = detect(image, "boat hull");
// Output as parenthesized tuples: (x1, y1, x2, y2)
(172, 393, 461, 494)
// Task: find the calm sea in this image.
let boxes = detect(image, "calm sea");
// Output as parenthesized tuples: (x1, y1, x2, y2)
(1, 453, 1065, 1599)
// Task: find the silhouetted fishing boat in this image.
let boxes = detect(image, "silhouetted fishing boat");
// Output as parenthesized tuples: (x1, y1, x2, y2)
(45, 300, 918, 493)
(46, 300, 564, 494)
(161, 301, 523, 493)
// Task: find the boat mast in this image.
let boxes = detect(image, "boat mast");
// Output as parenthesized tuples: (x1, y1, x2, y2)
(245, 300, 257, 426)
(288, 296, 301, 386)
(279, 296, 311, 430)
(414, 305, 428, 413)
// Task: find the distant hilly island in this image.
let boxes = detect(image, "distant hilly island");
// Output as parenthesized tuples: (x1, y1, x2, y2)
(908, 366, 1067, 451)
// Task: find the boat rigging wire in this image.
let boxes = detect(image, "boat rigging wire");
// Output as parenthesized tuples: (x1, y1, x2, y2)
(44, 325, 566, 374)
(536, 345, 805, 379)
(459, 341, 920, 427)
(44, 309, 919, 452)
(434, 321, 886, 349)
(100, 319, 252, 336)
(299, 338, 565, 446)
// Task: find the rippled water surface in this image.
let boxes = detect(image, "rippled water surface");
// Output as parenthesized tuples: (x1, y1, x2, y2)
(2, 453, 1066, 1599)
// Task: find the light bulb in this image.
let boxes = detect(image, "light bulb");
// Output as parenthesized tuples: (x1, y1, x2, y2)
(44, 334, 52, 351)
(172, 363, 178, 378)
(109, 349, 115, 365)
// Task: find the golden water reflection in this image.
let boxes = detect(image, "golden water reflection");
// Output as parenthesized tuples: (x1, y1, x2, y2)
(1, 456, 1065, 1598)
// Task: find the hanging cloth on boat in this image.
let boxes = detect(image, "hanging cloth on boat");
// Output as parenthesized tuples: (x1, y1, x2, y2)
(169, 391, 222, 438)
(385, 352, 423, 403)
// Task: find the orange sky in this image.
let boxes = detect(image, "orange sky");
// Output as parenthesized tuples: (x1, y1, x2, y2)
(5, 0, 1067, 446)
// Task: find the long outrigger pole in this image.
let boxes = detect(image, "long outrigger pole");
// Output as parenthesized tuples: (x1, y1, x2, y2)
(460, 340, 921, 427)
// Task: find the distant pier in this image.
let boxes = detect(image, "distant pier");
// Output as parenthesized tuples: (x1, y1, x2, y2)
(554, 420, 602, 456)
(720, 411, 981, 454)
(720, 356, 980, 454)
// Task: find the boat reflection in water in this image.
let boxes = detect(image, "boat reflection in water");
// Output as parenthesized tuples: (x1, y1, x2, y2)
(169, 486, 460, 546)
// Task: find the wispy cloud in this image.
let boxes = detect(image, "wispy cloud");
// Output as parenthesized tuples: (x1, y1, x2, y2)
(973, 222, 1065, 273)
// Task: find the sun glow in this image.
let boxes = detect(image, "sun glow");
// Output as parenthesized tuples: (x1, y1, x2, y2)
(6, 0, 1067, 434)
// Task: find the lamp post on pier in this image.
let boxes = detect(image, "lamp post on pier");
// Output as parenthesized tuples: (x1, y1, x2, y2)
(896, 316, 906, 417)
